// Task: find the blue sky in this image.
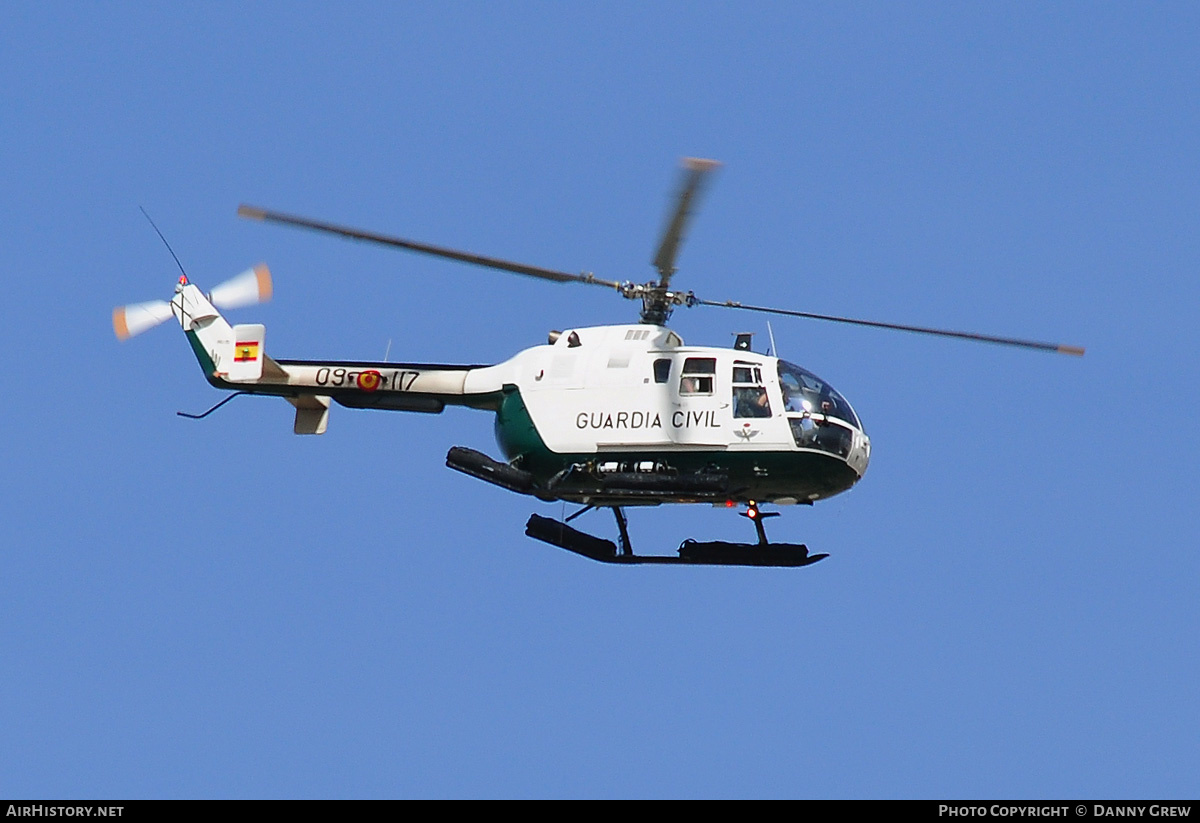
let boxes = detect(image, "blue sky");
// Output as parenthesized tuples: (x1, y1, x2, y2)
(2, 3, 1198, 798)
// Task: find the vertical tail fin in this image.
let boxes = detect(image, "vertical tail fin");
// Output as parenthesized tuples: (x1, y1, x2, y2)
(173, 281, 234, 377)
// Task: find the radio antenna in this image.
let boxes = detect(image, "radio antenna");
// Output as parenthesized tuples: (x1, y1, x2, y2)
(139, 206, 189, 279)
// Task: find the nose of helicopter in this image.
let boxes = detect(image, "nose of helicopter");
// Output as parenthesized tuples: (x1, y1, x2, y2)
(777, 359, 869, 479)
(847, 427, 871, 478)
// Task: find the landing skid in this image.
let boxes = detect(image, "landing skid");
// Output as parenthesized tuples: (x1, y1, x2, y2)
(524, 504, 828, 568)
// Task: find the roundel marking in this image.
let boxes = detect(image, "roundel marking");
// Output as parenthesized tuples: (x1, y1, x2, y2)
(357, 370, 383, 392)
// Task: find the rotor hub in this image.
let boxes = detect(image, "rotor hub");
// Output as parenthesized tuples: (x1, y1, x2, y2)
(621, 282, 697, 325)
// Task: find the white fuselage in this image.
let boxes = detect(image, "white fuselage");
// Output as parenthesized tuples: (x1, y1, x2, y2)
(466, 324, 871, 484)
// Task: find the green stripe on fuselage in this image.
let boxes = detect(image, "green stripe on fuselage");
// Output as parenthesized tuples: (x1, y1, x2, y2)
(493, 386, 860, 502)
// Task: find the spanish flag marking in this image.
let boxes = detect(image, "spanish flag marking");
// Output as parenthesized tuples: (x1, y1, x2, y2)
(234, 341, 260, 362)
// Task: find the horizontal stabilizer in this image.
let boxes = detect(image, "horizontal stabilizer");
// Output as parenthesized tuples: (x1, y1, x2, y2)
(289, 394, 330, 435)
(262, 354, 288, 381)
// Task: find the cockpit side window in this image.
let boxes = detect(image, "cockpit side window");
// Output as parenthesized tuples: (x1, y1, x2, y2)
(680, 357, 715, 395)
(777, 360, 860, 428)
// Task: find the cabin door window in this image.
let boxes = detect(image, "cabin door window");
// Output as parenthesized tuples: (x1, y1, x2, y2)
(732, 363, 772, 418)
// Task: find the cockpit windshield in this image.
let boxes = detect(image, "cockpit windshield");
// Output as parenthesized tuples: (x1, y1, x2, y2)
(777, 360, 860, 429)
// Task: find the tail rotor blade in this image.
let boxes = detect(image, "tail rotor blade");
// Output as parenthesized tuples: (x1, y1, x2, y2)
(209, 263, 272, 309)
(113, 300, 173, 340)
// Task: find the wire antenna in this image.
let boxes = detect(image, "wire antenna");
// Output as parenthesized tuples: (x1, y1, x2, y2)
(139, 206, 189, 279)
(767, 320, 779, 358)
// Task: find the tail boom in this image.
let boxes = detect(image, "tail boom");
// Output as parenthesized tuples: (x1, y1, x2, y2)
(172, 281, 500, 432)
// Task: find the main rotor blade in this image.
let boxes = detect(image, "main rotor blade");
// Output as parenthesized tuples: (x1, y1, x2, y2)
(238, 205, 624, 290)
(652, 157, 721, 288)
(696, 299, 1085, 356)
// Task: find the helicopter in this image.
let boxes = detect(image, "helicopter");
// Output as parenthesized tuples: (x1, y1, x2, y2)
(114, 158, 1084, 567)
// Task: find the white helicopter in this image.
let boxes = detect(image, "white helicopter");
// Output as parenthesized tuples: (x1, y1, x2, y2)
(115, 159, 1083, 567)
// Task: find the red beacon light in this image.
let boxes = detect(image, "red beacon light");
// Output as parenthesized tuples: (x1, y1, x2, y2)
(738, 501, 779, 545)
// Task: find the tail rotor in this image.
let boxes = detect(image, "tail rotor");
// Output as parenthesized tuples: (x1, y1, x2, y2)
(112, 264, 273, 340)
